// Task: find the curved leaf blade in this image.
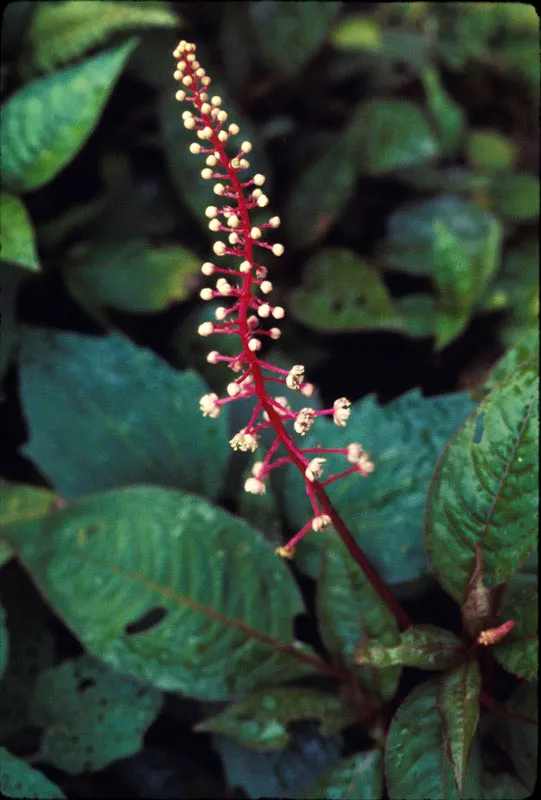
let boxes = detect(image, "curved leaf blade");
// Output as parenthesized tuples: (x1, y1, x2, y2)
(1, 40, 137, 192)
(0, 481, 58, 567)
(0, 747, 65, 799)
(426, 364, 539, 602)
(355, 624, 464, 671)
(0, 193, 39, 271)
(19, 329, 230, 501)
(5, 487, 321, 700)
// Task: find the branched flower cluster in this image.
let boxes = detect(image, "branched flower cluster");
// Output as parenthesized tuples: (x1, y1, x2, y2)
(173, 40, 374, 558)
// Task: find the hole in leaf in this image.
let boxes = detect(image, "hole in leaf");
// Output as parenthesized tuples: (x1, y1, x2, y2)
(78, 678, 96, 692)
(473, 411, 485, 444)
(125, 606, 167, 635)
(331, 300, 344, 313)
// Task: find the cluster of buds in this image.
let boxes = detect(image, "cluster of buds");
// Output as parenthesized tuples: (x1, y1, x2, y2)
(173, 40, 374, 559)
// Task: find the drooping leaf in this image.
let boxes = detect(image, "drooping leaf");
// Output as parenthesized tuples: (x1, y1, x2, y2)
(385, 678, 481, 800)
(64, 239, 199, 313)
(317, 536, 400, 700)
(5, 487, 322, 700)
(249, 1, 340, 77)
(355, 100, 439, 175)
(1, 40, 137, 192)
(25, 0, 178, 74)
(289, 248, 402, 333)
(0, 193, 39, 271)
(421, 67, 465, 154)
(282, 390, 475, 588)
(380, 195, 501, 277)
(196, 688, 359, 751)
(214, 723, 342, 799)
(432, 214, 501, 348)
(0, 604, 7, 682)
(490, 683, 537, 793)
(437, 659, 482, 793)
(19, 329, 230, 500)
(426, 363, 538, 603)
(0, 481, 58, 568)
(306, 749, 383, 799)
(0, 747, 65, 799)
(284, 119, 361, 250)
(29, 655, 163, 774)
(492, 583, 538, 681)
(355, 624, 464, 671)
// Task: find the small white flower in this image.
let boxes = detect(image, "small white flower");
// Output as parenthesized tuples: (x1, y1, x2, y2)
(230, 429, 259, 452)
(227, 382, 241, 397)
(347, 443, 363, 463)
(272, 243, 284, 257)
(312, 514, 332, 532)
(358, 453, 375, 476)
(294, 408, 316, 435)
(200, 393, 221, 419)
(305, 458, 326, 482)
(333, 397, 351, 427)
(286, 365, 305, 391)
(244, 477, 266, 495)
(198, 322, 214, 337)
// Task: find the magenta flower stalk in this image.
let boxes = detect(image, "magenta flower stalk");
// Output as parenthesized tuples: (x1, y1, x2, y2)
(172, 41, 411, 630)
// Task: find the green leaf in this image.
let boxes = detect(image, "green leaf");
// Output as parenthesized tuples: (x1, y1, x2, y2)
(490, 173, 540, 222)
(380, 195, 501, 277)
(0, 481, 58, 568)
(29, 655, 162, 774)
(306, 749, 383, 799)
(19, 329, 231, 501)
(160, 74, 270, 236)
(5, 487, 322, 700)
(355, 100, 439, 174)
(1, 40, 137, 192)
(432, 214, 501, 348)
(25, 0, 178, 73)
(282, 390, 475, 587)
(421, 67, 465, 154)
(284, 120, 361, 250)
(485, 329, 539, 392)
(330, 16, 382, 51)
(490, 683, 537, 793)
(355, 624, 464, 671)
(426, 363, 539, 603)
(0, 604, 7, 682)
(437, 659, 482, 793)
(467, 130, 517, 173)
(396, 294, 437, 338)
(64, 239, 199, 313)
(197, 687, 359, 751)
(289, 249, 402, 333)
(0, 193, 39, 271)
(386, 678, 478, 800)
(249, 1, 340, 77)
(0, 747, 65, 799)
(492, 583, 538, 681)
(215, 723, 342, 799)
(318, 536, 400, 700)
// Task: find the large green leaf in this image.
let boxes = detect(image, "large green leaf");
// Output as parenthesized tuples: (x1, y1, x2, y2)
(490, 683, 537, 793)
(355, 624, 464, 671)
(289, 249, 402, 333)
(306, 749, 383, 799)
(317, 536, 400, 699)
(490, 173, 540, 222)
(197, 687, 359, 751)
(437, 659, 481, 793)
(249, 1, 340, 77)
(19, 329, 230, 500)
(492, 583, 538, 681)
(355, 100, 439, 174)
(25, 0, 178, 74)
(64, 239, 199, 314)
(0, 747, 65, 799)
(485, 329, 539, 393)
(0, 193, 39, 271)
(380, 195, 501, 277)
(1, 40, 137, 192)
(426, 363, 538, 603)
(422, 67, 465, 154)
(467, 130, 517, 174)
(5, 487, 322, 700)
(385, 678, 481, 800)
(0, 482, 58, 568)
(282, 390, 475, 587)
(214, 723, 342, 799)
(29, 655, 163, 774)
